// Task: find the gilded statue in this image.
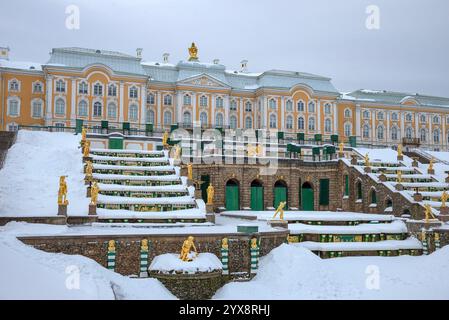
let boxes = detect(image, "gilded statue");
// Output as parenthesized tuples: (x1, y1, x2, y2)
(83, 140, 91, 157)
(174, 144, 181, 160)
(108, 240, 116, 252)
(397, 144, 403, 157)
(396, 170, 402, 184)
(81, 126, 87, 142)
(221, 238, 229, 250)
(57, 176, 68, 205)
(424, 204, 437, 223)
(188, 42, 199, 61)
(272, 201, 286, 220)
(187, 163, 193, 180)
(162, 131, 169, 147)
(90, 181, 99, 205)
(250, 238, 258, 249)
(207, 184, 215, 205)
(364, 153, 370, 167)
(256, 144, 263, 156)
(428, 158, 434, 171)
(85, 161, 93, 181)
(339, 142, 344, 154)
(441, 191, 448, 208)
(141, 239, 149, 251)
(247, 144, 257, 157)
(179, 236, 198, 261)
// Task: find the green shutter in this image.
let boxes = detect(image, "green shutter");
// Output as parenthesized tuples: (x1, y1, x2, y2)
(297, 132, 305, 142)
(344, 175, 349, 196)
(319, 179, 330, 205)
(146, 123, 153, 133)
(75, 119, 83, 133)
(349, 136, 357, 147)
(108, 137, 123, 149)
(314, 134, 322, 142)
(101, 120, 109, 130)
(277, 131, 284, 140)
(331, 134, 339, 143)
(371, 190, 377, 204)
(250, 186, 264, 211)
(122, 122, 130, 130)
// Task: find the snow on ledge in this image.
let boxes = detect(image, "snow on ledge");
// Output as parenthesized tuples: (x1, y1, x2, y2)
(149, 253, 222, 274)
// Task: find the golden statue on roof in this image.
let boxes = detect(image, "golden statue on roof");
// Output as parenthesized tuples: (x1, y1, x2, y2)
(188, 42, 199, 61)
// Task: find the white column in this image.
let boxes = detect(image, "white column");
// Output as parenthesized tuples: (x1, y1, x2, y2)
(355, 104, 361, 137)
(140, 84, 146, 126)
(280, 97, 285, 129)
(263, 97, 268, 128)
(239, 99, 243, 129)
(45, 76, 53, 125)
(157, 92, 162, 128)
(211, 94, 215, 127)
(176, 91, 182, 125)
(70, 78, 76, 125)
(192, 92, 197, 125)
(333, 102, 337, 134)
(386, 111, 390, 144)
(371, 109, 376, 143)
(415, 112, 419, 138)
(400, 111, 405, 138)
(224, 95, 230, 126)
(119, 82, 124, 123)
(316, 99, 321, 132)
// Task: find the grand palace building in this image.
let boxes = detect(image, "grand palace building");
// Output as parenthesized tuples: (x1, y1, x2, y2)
(1, 45, 449, 150)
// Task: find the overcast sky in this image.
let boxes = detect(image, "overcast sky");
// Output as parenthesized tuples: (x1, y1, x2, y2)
(1, 0, 448, 96)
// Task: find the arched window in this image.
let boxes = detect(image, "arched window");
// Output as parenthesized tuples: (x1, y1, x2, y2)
(200, 112, 208, 126)
(33, 82, 43, 93)
(391, 112, 398, 121)
(230, 115, 237, 129)
(370, 189, 377, 204)
(406, 127, 413, 139)
(216, 97, 224, 108)
(286, 115, 293, 129)
(215, 113, 224, 127)
(344, 108, 351, 118)
(420, 128, 427, 142)
(245, 101, 252, 112)
(356, 180, 363, 200)
(405, 113, 413, 122)
(9, 79, 19, 91)
(78, 100, 88, 117)
(269, 114, 277, 128)
(377, 112, 384, 120)
(32, 100, 43, 118)
(269, 98, 276, 109)
(7, 98, 19, 116)
(344, 123, 352, 137)
(79, 82, 88, 95)
(93, 101, 102, 117)
(363, 110, 370, 119)
(163, 110, 172, 125)
(163, 95, 172, 106)
(297, 100, 304, 112)
(108, 84, 117, 97)
(230, 100, 237, 111)
(308, 101, 315, 113)
(324, 103, 331, 114)
(200, 95, 208, 107)
(298, 117, 305, 130)
(377, 125, 384, 140)
(391, 126, 399, 140)
(286, 100, 293, 111)
(308, 117, 315, 131)
(183, 111, 192, 126)
(183, 94, 191, 106)
(433, 129, 440, 144)
(55, 79, 65, 93)
(420, 114, 426, 123)
(55, 98, 65, 115)
(324, 118, 332, 133)
(107, 103, 117, 119)
(129, 86, 138, 99)
(433, 115, 440, 124)
(146, 109, 155, 124)
(93, 83, 102, 96)
(245, 116, 252, 129)
(363, 124, 370, 138)
(128, 104, 138, 121)
(147, 93, 155, 104)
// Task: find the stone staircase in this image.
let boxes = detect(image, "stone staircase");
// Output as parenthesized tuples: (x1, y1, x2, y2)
(0, 131, 17, 169)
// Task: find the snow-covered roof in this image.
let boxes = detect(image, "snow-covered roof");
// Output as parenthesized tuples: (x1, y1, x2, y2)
(0, 58, 42, 72)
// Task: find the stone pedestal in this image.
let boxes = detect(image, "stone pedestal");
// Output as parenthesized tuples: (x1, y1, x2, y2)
(378, 174, 387, 182)
(82, 156, 92, 163)
(268, 219, 288, 229)
(397, 155, 404, 161)
(350, 155, 358, 165)
(428, 169, 435, 175)
(86, 186, 91, 197)
(395, 183, 404, 191)
(84, 176, 92, 186)
(88, 204, 97, 215)
(440, 207, 449, 215)
(206, 204, 214, 214)
(364, 166, 372, 173)
(206, 213, 215, 224)
(58, 204, 67, 216)
(445, 175, 449, 183)
(412, 159, 419, 167)
(338, 152, 344, 159)
(194, 189, 202, 200)
(406, 219, 442, 233)
(413, 193, 423, 202)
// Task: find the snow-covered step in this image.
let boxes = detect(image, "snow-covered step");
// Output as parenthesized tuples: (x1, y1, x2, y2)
(399, 182, 449, 190)
(370, 167, 417, 174)
(92, 163, 176, 175)
(90, 154, 169, 166)
(289, 220, 407, 235)
(96, 207, 206, 221)
(98, 183, 189, 197)
(97, 194, 196, 212)
(90, 148, 165, 158)
(92, 173, 182, 186)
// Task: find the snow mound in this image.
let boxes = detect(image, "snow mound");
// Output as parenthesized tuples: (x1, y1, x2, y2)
(0, 130, 89, 216)
(149, 253, 222, 274)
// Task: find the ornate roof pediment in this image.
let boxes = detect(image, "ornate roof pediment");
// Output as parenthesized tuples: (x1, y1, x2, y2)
(177, 73, 230, 88)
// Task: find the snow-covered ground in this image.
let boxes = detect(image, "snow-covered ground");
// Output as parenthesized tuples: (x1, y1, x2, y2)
(214, 244, 449, 300)
(0, 131, 89, 216)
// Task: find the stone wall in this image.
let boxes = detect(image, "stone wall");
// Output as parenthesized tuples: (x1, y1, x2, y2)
(0, 130, 17, 169)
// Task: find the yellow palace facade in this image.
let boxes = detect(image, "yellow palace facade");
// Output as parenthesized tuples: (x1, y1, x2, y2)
(1, 45, 449, 150)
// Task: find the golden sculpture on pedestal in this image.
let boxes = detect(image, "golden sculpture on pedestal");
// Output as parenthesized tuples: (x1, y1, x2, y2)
(187, 163, 193, 180)
(83, 140, 91, 157)
(57, 176, 69, 205)
(221, 238, 229, 250)
(179, 236, 198, 261)
(85, 161, 93, 182)
(206, 184, 215, 205)
(441, 191, 448, 208)
(424, 204, 437, 223)
(272, 201, 286, 220)
(90, 182, 99, 205)
(256, 144, 263, 156)
(250, 238, 258, 249)
(428, 158, 434, 171)
(188, 42, 199, 61)
(162, 131, 169, 147)
(141, 239, 149, 251)
(247, 144, 257, 157)
(397, 144, 403, 157)
(338, 142, 344, 154)
(81, 126, 87, 142)
(108, 240, 116, 252)
(174, 144, 181, 160)
(364, 153, 370, 167)
(396, 170, 402, 184)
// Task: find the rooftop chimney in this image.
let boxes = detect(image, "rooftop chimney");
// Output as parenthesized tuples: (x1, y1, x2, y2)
(136, 48, 143, 59)
(240, 59, 248, 73)
(163, 53, 169, 63)
(213, 59, 220, 65)
(0, 46, 10, 60)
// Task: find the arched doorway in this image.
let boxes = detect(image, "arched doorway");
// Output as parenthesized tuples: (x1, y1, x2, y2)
(301, 182, 314, 211)
(385, 197, 393, 209)
(225, 179, 240, 211)
(274, 180, 288, 209)
(250, 180, 264, 211)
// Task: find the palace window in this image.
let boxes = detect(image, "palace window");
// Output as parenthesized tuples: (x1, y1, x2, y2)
(405, 113, 413, 122)
(9, 79, 19, 91)
(129, 86, 138, 99)
(55, 80, 65, 93)
(433, 115, 440, 124)
(308, 101, 315, 113)
(230, 115, 237, 129)
(420, 114, 426, 123)
(108, 84, 117, 97)
(93, 83, 103, 96)
(286, 100, 293, 112)
(324, 118, 332, 133)
(129, 104, 138, 121)
(7, 123, 19, 132)
(324, 103, 331, 115)
(308, 117, 315, 131)
(79, 82, 88, 95)
(269, 98, 277, 110)
(433, 129, 440, 144)
(200, 95, 208, 107)
(391, 126, 399, 140)
(147, 93, 155, 104)
(420, 128, 427, 142)
(245, 116, 252, 129)
(55, 123, 65, 132)
(55, 98, 65, 116)
(230, 100, 237, 111)
(269, 114, 277, 128)
(163, 95, 172, 106)
(363, 124, 370, 138)
(200, 112, 208, 126)
(406, 127, 413, 139)
(344, 108, 351, 118)
(93, 101, 102, 117)
(363, 110, 370, 119)
(32, 100, 43, 118)
(298, 117, 305, 130)
(391, 112, 398, 121)
(183, 111, 192, 126)
(344, 123, 351, 137)
(163, 110, 172, 125)
(245, 101, 252, 112)
(215, 113, 224, 127)
(216, 97, 224, 108)
(183, 94, 191, 106)
(7, 98, 19, 116)
(377, 112, 384, 120)
(286, 115, 293, 129)
(107, 103, 117, 119)
(78, 101, 88, 117)
(146, 109, 155, 124)
(297, 100, 304, 112)
(33, 82, 43, 93)
(377, 125, 384, 140)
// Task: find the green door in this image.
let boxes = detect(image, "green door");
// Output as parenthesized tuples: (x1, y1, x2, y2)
(274, 185, 287, 208)
(225, 183, 239, 211)
(108, 138, 123, 149)
(301, 183, 314, 211)
(250, 186, 264, 211)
